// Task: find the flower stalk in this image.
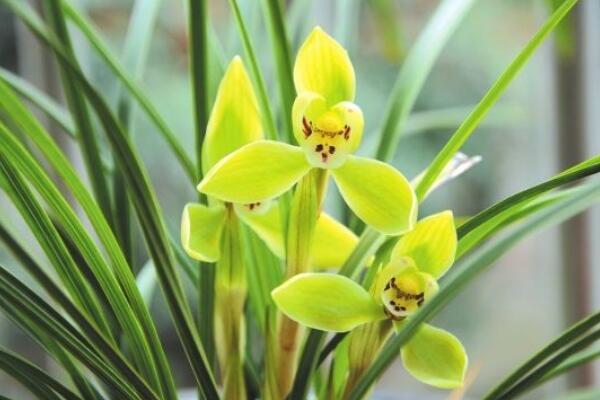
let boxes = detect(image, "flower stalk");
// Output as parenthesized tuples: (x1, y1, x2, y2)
(275, 168, 326, 397)
(215, 205, 247, 400)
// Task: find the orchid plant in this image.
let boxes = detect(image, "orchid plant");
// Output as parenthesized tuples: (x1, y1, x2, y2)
(0, 1, 595, 400)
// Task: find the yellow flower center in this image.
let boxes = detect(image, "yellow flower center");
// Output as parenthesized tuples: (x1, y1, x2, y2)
(301, 111, 351, 168)
(380, 264, 437, 320)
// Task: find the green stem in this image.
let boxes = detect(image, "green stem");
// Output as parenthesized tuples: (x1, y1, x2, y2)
(275, 169, 323, 398)
(215, 207, 247, 400)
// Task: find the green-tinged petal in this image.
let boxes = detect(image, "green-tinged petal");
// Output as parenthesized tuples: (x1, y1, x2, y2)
(239, 202, 358, 269)
(237, 201, 284, 259)
(202, 56, 263, 173)
(293, 93, 364, 169)
(312, 213, 359, 270)
(400, 323, 467, 389)
(181, 203, 226, 262)
(294, 27, 355, 104)
(392, 211, 456, 279)
(198, 140, 311, 203)
(332, 155, 417, 235)
(271, 273, 383, 332)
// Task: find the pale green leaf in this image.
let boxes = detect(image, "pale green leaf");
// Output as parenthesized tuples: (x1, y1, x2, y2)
(202, 56, 263, 173)
(271, 273, 383, 332)
(332, 155, 417, 235)
(181, 203, 226, 262)
(400, 323, 467, 389)
(198, 140, 311, 203)
(392, 211, 457, 279)
(294, 27, 355, 105)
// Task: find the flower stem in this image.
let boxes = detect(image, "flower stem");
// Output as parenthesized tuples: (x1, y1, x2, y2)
(274, 168, 327, 398)
(215, 206, 247, 400)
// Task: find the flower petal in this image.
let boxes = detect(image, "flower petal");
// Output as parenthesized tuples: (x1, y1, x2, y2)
(400, 323, 468, 389)
(203, 56, 263, 173)
(239, 202, 359, 270)
(271, 273, 383, 332)
(181, 203, 226, 262)
(332, 155, 417, 235)
(292, 93, 364, 169)
(312, 213, 359, 270)
(392, 211, 456, 279)
(237, 201, 284, 259)
(294, 27, 355, 105)
(198, 140, 311, 203)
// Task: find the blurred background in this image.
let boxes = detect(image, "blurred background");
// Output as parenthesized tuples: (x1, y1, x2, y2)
(1, 0, 599, 398)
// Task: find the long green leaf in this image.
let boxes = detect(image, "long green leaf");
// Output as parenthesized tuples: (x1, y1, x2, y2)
(0, 155, 111, 339)
(0, 124, 175, 399)
(51, 0, 196, 182)
(374, 0, 477, 162)
(0, 348, 82, 400)
(414, 0, 580, 200)
(112, 0, 163, 266)
(348, 179, 600, 399)
(261, 0, 295, 143)
(0, 67, 74, 135)
(483, 311, 600, 399)
(0, 264, 158, 400)
(187, 0, 218, 369)
(43, 0, 113, 225)
(2, 8, 219, 395)
(0, 13, 180, 396)
(457, 155, 600, 256)
(0, 222, 105, 400)
(538, 346, 600, 386)
(497, 329, 600, 400)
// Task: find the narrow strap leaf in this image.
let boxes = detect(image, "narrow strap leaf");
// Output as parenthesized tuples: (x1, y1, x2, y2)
(0, 67, 74, 135)
(414, 0, 580, 200)
(0, 348, 82, 400)
(0, 264, 158, 400)
(56, 0, 196, 182)
(483, 311, 600, 399)
(0, 154, 112, 339)
(0, 125, 175, 398)
(228, 0, 279, 141)
(261, 0, 295, 143)
(43, 0, 113, 225)
(374, 0, 477, 162)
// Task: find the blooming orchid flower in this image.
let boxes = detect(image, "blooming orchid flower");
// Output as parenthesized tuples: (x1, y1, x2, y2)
(271, 211, 468, 388)
(197, 27, 417, 236)
(181, 56, 357, 268)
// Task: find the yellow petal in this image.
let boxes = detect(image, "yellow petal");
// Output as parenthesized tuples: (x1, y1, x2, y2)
(332, 155, 417, 235)
(392, 211, 457, 279)
(294, 27, 355, 105)
(181, 203, 226, 262)
(198, 140, 312, 204)
(203, 56, 263, 172)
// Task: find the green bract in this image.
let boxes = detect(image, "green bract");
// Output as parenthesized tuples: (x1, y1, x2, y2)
(197, 27, 417, 235)
(182, 57, 358, 267)
(271, 210, 467, 388)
